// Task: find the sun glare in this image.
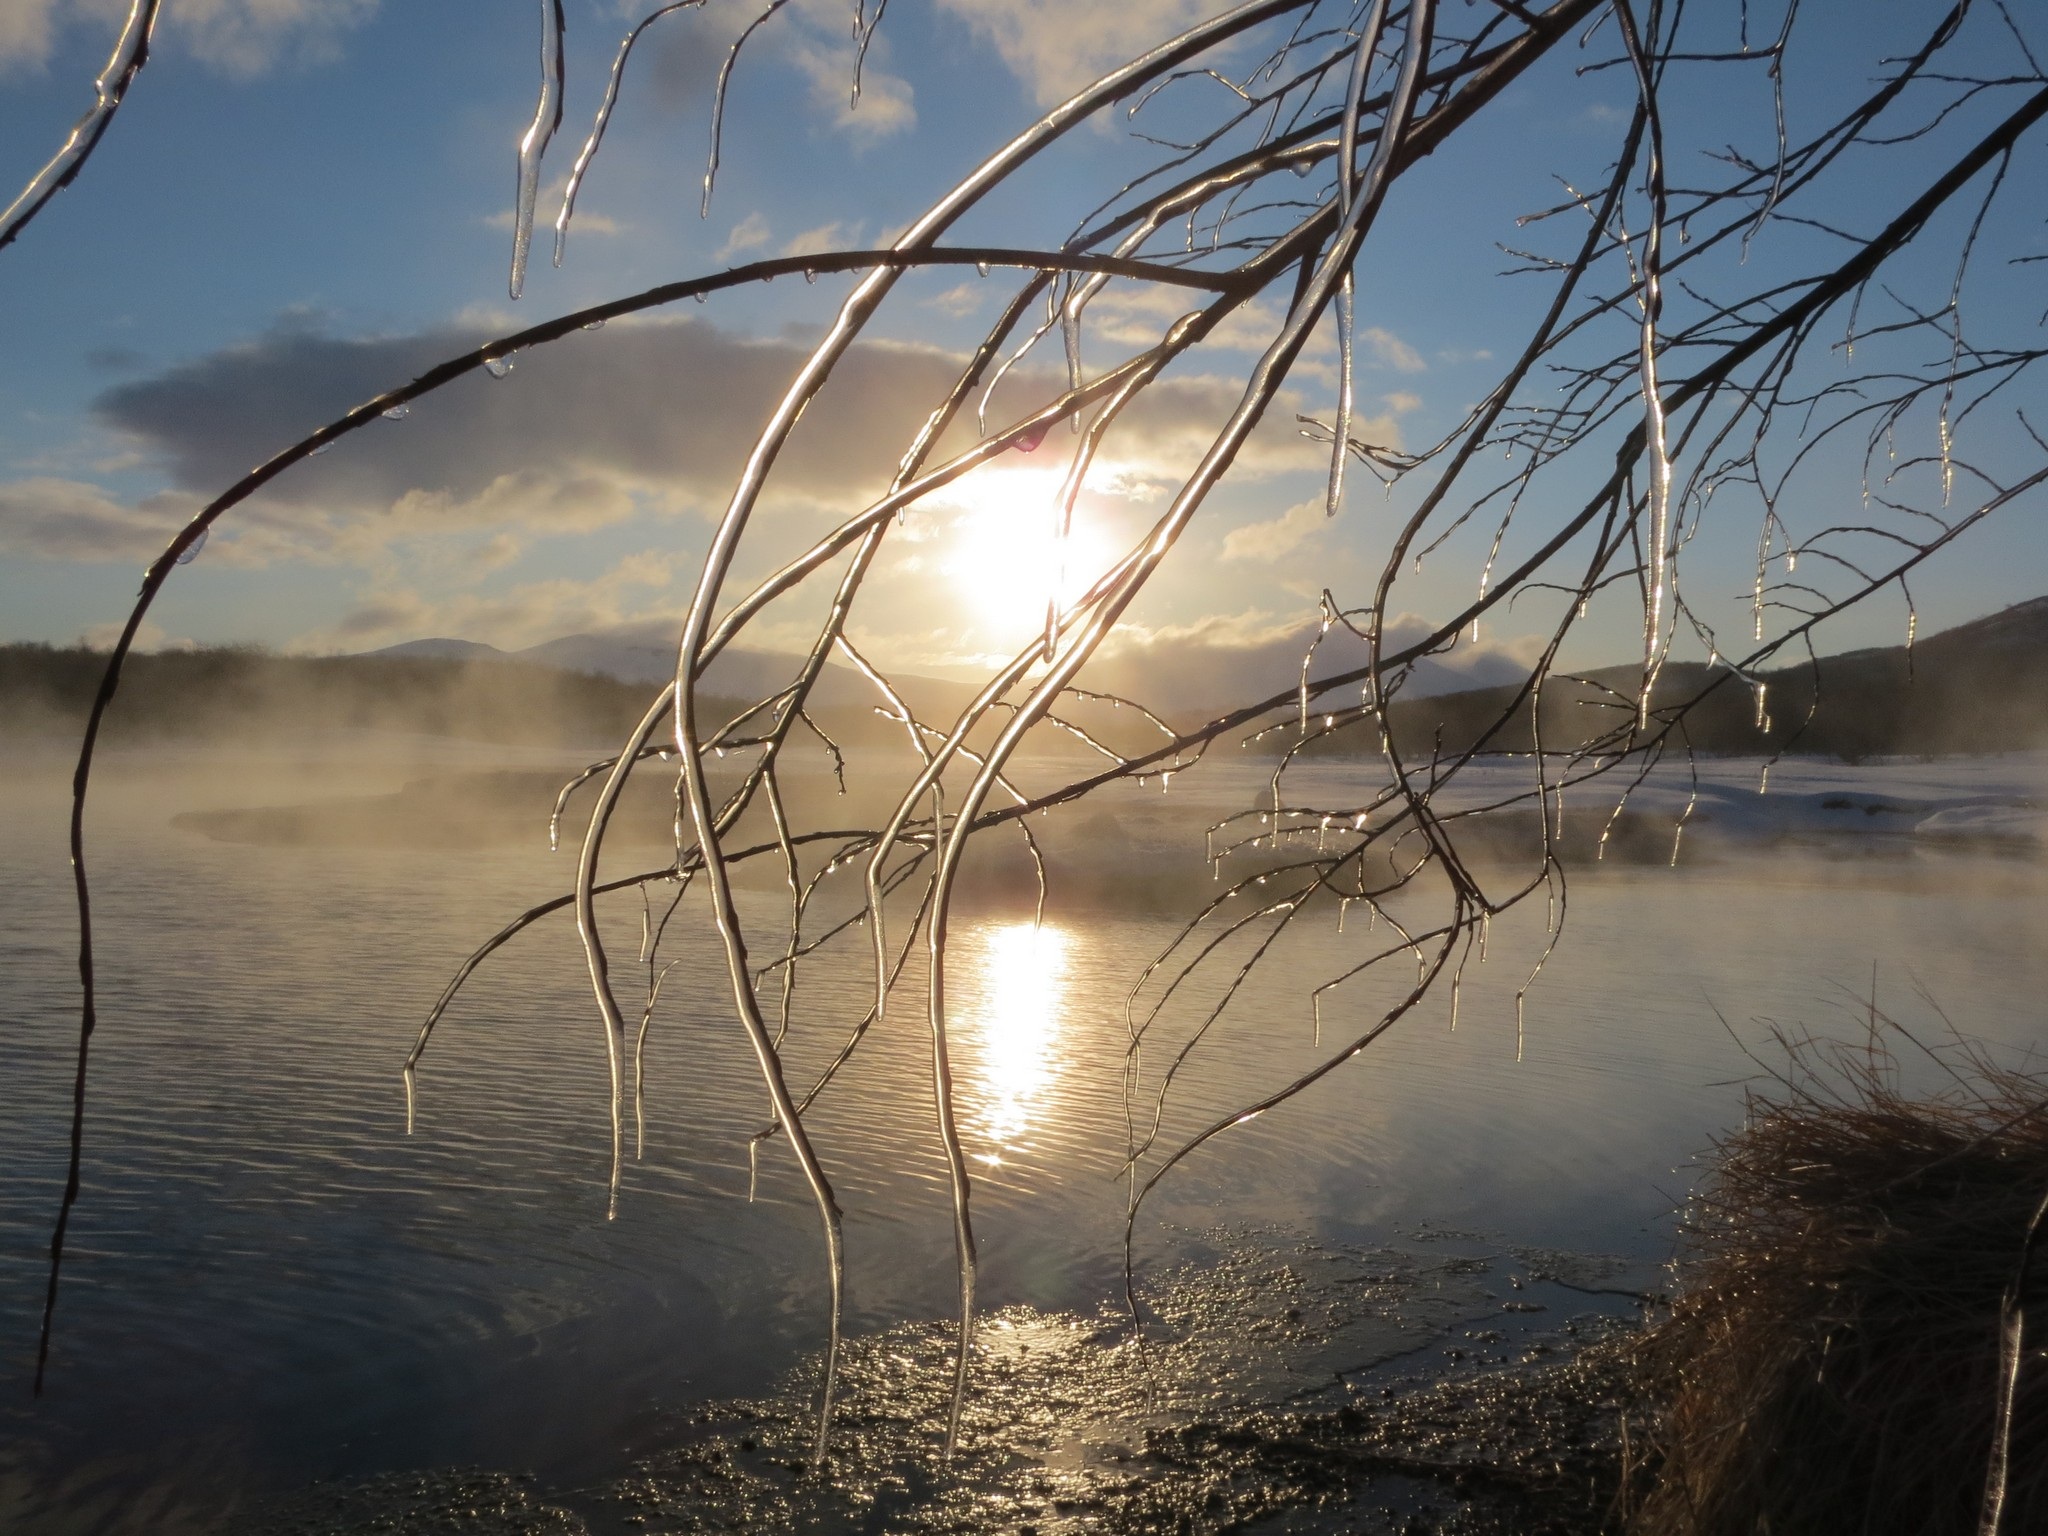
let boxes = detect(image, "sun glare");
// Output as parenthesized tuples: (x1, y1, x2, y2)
(959, 921, 1073, 1157)
(938, 466, 1119, 643)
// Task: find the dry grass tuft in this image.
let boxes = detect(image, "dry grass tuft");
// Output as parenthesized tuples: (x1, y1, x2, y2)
(1630, 1023, 2048, 1536)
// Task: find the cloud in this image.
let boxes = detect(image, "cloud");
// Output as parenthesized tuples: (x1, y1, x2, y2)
(0, 476, 197, 561)
(484, 175, 623, 237)
(1222, 494, 1326, 563)
(69, 309, 1324, 568)
(1360, 326, 1426, 373)
(0, 0, 58, 69)
(1082, 287, 1291, 356)
(936, 0, 1233, 107)
(784, 21, 915, 143)
(717, 211, 772, 262)
(926, 282, 986, 318)
(292, 549, 681, 653)
(636, 0, 912, 143)
(781, 220, 863, 258)
(3, 0, 381, 75)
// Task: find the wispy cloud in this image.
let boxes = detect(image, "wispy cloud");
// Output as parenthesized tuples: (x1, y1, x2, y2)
(2, 0, 381, 76)
(0, 476, 196, 562)
(785, 18, 916, 143)
(484, 175, 623, 237)
(1221, 495, 1326, 564)
(716, 210, 773, 262)
(1360, 326, 1426, 373)
(935, 0, 1226, 107)
(926, 282, 987, 317)
(780, 219, 863, 258)
(5, 305, 1323, 573)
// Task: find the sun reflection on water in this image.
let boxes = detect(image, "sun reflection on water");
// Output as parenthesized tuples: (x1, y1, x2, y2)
(959, 921, 1071, 1163)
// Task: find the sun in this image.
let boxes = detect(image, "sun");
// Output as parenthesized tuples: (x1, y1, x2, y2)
(937, 464, 1121, 644)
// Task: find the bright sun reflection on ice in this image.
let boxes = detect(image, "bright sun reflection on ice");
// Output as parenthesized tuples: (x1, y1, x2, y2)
(960, 921, 1071, 1159)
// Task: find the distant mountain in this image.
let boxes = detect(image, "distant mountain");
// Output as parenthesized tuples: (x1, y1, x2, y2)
(362, 637, 504, 664)
(14, 597, 2048, 759)
(367, 622, 978, 717)
(368, 612, 1523, 729)
(1365, 596, 2048, 761)
(373, 596, 2014, 753)
(1076, 615, 1528, 717)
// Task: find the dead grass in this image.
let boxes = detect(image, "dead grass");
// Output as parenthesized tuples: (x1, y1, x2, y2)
(1628, 1023, 2048, 1536)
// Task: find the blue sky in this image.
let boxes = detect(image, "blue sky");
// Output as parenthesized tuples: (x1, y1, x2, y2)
(1, 0, 2043, 687)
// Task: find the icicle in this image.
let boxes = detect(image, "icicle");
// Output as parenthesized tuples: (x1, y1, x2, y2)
(1753, 681, 1769, 732)
(484, 355, 516, 379)
(975, 260, 990, 276)
(1637, 328, 1671, 722)
(308, 441, 331, 456)
(1326, 274, 1355, 518)
(402, 1064, 416, 1134)
(1313, 993, 1323, 1045)
(702, 0, 796, 216)
(1449, 978, 1459, 1031)
(174, 528, 207, 566)
(553, 2, 702, 267)
(1060, 277, 1084, 403)
(1515, 993, 1526, 1062)
(582, 318, 606, 331)
(381, 404, 410, 421)
(509, 0, 567, 301)
(748, 1137, 759, 1202)
(1758, 763, 1771, 795)
(1939, 413, 1954, 505)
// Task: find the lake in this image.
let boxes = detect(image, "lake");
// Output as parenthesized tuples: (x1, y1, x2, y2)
(5, 739, 2047, 1531)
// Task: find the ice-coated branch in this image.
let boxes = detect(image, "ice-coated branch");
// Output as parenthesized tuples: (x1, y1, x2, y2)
(0, 0, 160, 258)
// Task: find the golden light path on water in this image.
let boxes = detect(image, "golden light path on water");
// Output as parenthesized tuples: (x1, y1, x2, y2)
(955, 920, 1073, 1165)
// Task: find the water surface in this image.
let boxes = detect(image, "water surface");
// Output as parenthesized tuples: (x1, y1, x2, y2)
(4, 741, 2046, 1530)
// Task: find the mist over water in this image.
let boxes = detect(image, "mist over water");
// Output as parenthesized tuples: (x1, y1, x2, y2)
(5, 739, 2048, 1530)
